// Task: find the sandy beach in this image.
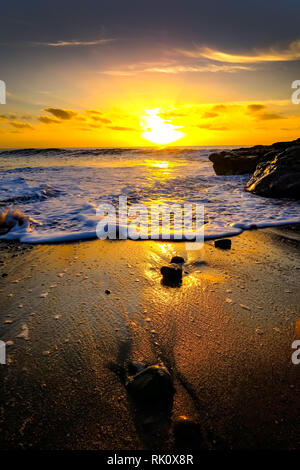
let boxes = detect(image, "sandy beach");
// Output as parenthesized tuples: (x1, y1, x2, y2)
(0, 226, 299, 450)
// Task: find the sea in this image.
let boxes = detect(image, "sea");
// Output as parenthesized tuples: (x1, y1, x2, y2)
(0, 146, 299, 244)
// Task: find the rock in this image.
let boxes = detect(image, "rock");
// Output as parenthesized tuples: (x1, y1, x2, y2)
(126, 364, 174, 403)
(209, 138, 300, 176)
(173, 416, 205, 450)
(161, 264, 182, 286)
(245, 146, 300, 199)
(170, 256, 185, 264)
(127, 361, 146, 375)
(105, 289, 111, 295)
(209, 151, 262, 175)
(214, 238, 231, 249)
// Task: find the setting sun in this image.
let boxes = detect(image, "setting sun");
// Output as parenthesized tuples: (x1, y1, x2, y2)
(141, 108, 185, 145)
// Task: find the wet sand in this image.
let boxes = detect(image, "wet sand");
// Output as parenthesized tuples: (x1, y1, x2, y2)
(0, 227, 300, 450)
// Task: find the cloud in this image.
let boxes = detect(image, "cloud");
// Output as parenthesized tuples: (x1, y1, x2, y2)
(160, 111, 187, 119)
(103, 63, 253, 75)
(33, 38, 115, 47)
(197, 124, 228, 131)
(0, 113, 17, 120)
(90, 116, 112, 124)
(247, 104, 266, 112)
(10, 121, 34, 129)
(202, 111, 219, 118)
(178, 39, 300, 63)
(44, 107, 77, 120)
(212, 104, 227, 112)
(86, 110, 103, 115)
(108, 126, 137, 131)
(144, 64, 252, 73)
(246, 104, 283, 120)
(38, 115, 61, 124)
(256, 113, 283, 120)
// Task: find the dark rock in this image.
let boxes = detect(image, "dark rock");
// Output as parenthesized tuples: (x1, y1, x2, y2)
(105, 289, 111, 295)
(1, 273, 8, 277)
(127, 361, 146, 375)
(209, 151, 262, 175)
(173, 416, 205, 450)
(170, 256, 185, 264)
(126, 364, 174, 403)
(209, 138, 300, 176)
(245, 146, 300, 199)
(214, 238, 231, 249)
(161, 264, 182, 286)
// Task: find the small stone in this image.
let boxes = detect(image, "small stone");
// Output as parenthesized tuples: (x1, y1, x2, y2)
(214, 239, 231, 249)
(161, 264, 182, 286)
(173, 416, 205, 450)
(40, 292, 48, 298)
(17, 324, 29, 341)
(170, 256, 185, 264)
(105, 289, 111, 295)
(239, 303, 251, 311)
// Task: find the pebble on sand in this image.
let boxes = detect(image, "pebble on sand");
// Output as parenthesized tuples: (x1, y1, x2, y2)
(161, 264, 182, 286)
(17, 324, 29, 341)
(173, 416, 205, 450)
(170, 256, 185, 264)
(214, 239, 232, 250)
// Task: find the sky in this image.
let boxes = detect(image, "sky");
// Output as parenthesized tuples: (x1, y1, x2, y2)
(1, 0, 300, 147)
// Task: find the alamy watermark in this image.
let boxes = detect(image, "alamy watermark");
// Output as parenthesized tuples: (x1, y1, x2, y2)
(0, 80, 6, 104)
(95, 196, 204, 250)
(291, 80, 300, 104)
(291, 340, 300, 365)
(0, 340, 6, 364)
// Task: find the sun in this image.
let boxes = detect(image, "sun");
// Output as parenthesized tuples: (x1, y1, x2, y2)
(141, 108, 185, 145)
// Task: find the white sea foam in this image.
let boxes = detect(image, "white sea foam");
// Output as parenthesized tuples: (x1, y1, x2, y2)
(0, 147, 299, 244)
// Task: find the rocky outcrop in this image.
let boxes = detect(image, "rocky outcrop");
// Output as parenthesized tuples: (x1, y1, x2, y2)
(209, 138, 300, 199)
(245, 146, 300, 199)
(209, 138, 300, 176)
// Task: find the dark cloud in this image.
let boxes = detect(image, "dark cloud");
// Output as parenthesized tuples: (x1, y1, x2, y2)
(44, 107, 77, 120)
(86, 110, 103, 115)
(257, 112, 283, 120)
(247, 104, 266, 112)
(10, 121, 34, 129)
(91, 116, 112, 124)
(38, 115, 61, 124)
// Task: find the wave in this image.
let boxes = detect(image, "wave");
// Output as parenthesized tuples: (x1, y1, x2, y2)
(0, 208, 39, 236)
(0, 185, 61, 206)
